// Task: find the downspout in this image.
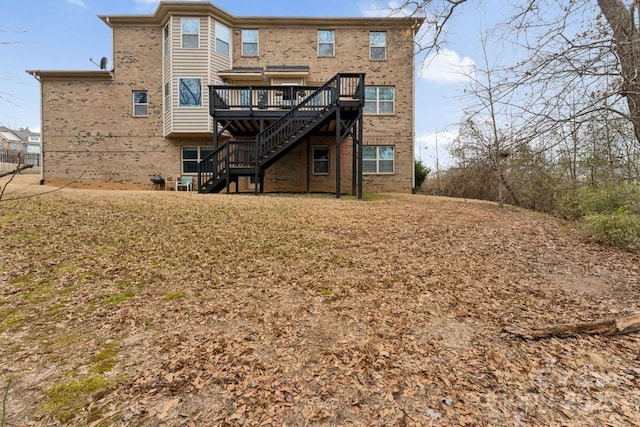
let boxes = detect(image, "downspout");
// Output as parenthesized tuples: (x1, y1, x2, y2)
(411, 21, 417, 192)
(27, 71, 44, 185)
(38, 75, 43, 185)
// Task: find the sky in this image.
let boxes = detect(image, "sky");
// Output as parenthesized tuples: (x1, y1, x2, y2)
(0, 0, 508, 170)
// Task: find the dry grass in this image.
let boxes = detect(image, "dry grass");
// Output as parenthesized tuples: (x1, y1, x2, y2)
(1, 175, 640, 426)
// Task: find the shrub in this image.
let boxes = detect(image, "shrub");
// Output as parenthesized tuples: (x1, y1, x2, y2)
(582, 209, 640, 252)
(555, 184, 640, 220)
(414, 160, 430, 192)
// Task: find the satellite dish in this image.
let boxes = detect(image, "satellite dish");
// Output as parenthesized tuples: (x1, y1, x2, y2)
(90, 57, 109, 70)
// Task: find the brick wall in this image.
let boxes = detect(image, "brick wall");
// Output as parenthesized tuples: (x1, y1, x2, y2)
(41, 25, 183, 189)
(233, 25, 416, 193)
(39, 11, 417, 193)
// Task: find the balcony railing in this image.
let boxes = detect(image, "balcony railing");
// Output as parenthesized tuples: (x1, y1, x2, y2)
(209, 85, 338, 114)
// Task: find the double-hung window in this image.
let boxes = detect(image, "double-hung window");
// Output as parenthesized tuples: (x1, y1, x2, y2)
(313, 147, 329, 174)
(179, 78, 202, 107)
(363, 146, 394, 174)
(182, 146, 214, 174)
(216, 22, 230, 56)
(242, 29, 259, 56)
(132, 91, 148, 116)
(364, 86, 395, 115)
(318, 30, 335, 57)
(181, 18, 199, 48)
(370, 31, 386, 60)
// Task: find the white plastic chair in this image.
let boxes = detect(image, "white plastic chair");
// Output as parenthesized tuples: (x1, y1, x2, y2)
(175, 176, 193, 191)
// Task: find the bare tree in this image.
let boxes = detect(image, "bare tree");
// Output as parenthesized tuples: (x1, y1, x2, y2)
(386, 0, 640, 150)
(453, 36, 524, 206)
(377, 0, 469, 53)
(597, 0, 640, 144)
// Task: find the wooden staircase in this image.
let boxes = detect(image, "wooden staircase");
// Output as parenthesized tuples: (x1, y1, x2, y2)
(198, 73, 364, 194)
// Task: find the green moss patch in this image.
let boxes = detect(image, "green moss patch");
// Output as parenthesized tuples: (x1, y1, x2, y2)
(44, 375, 109, 422)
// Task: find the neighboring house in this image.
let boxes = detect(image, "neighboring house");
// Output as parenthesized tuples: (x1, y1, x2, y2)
(0, 126, 24, 151)
(28, 1, 423, 194)
(14, 129, 42, 155)
(0, 126, 41, 173)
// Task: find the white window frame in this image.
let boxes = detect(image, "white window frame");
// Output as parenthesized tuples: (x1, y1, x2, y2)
(242, 29, 259, 56)
(181, 18, 199, 49)
(132, 90, 148, 117)
(178, 78, 202, 107)
(370, 31, 386, 60)
(313, 146, 329, 175)
(215, 22, 230, 57)
(317, 29, 335, 57)
(363, 145, 395, 174)
(364, 86, 395, 115)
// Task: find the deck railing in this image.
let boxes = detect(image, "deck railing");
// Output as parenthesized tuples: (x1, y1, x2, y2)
(209, 73, 364, 113)
(210, 85, 324, 113)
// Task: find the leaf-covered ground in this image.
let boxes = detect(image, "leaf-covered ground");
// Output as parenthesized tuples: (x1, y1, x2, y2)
(1, 176, 639, 426)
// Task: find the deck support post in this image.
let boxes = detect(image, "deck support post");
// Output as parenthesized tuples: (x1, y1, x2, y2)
(306, 137, 311, 193)
(352, 129, 357, 197)
(256, 119, 265, 195)
(335, 94, 342, 198)
(357, 110, 364, 199)
(225, 143, 231, 194)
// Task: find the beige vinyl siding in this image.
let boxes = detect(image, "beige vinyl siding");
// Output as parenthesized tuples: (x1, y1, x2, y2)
(170, 16, 211, 134)
(163, 17, 174, 137)
(209, 16, 232, 86)
(162, 16, 234, 135)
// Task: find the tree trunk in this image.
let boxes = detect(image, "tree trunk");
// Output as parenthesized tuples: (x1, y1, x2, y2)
(504, 312, 640, 339)
(597, 0, 640, 146)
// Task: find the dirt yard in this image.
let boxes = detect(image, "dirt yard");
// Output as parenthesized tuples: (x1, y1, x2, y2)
(1, 175, 639, 426)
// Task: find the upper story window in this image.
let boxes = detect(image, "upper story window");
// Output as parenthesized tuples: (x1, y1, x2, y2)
(164, 23, 171, 55)
(242, 29, 259, 56)
(179, 78, 202, 107)
(370, 31, 386, 60)
(216, 22, 230, 57)
(364, 86, 395, 115)
(318, 30, 334, 57)
(133, 90, 148, 117)
(181, 18, 199, 48)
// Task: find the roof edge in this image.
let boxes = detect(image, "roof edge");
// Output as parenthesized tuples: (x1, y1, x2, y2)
(98, 1, 424, 29)
(99, 1, 235, 27)
(26, 70, 114, 81)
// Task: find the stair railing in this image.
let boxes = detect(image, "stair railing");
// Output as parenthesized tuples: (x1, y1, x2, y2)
(198, 140, 257, 191)
(255, 73, 364, 162)
(198, 142, 228, 191)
